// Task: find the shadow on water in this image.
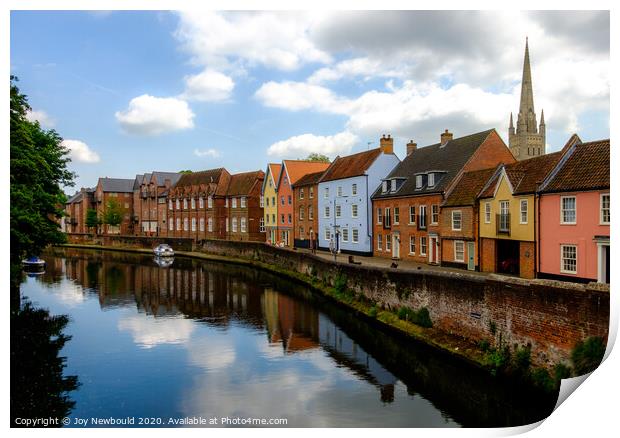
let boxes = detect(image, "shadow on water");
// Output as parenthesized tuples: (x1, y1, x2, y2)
(37, 247, 559, 427)
(10, 265, 80, 427)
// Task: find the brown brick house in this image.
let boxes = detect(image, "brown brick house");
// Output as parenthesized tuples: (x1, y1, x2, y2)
(293, 170, 325, 250)
(167, 168, 231, 240)
(64, 187, 95, 233)
(439, 167, 500, 271)
(371, 129, 515, 264)
(94, 178, 135, 234)
(133, 171, 182, 236)
(224, 170, 266, 242)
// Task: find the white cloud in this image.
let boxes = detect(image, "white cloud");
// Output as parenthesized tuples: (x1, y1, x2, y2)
(61, 139, 101, 163)
(267, 131, 358, 158)
(308, 57, 405, 84)
(25, 109, 55, 128)
(194, 148, 220, 158)
(182, 69, 235, 102)
(115, 94, 195, 135)
(255, 81, 351, 114)
(118, 314, 194, 349)
(174, 11, 331, 72)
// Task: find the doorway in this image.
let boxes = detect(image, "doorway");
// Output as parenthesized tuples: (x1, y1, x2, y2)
(467, 242, 475, 271)
(392, 232, 400, 259)
(497, 239, 520, 275)
(429, 236, 439, 264)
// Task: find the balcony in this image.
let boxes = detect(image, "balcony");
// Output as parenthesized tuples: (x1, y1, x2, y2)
(496, 213, 510, 235)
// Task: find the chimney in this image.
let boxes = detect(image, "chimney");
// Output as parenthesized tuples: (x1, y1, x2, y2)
(406, 140, 417, 156)
(379, 134, 394, 154)
(440, 129, 453, 146)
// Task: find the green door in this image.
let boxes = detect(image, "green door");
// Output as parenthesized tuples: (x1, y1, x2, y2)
(467, 242, 475, 270)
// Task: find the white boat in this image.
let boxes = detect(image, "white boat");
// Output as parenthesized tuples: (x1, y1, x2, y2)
(22, 256, 46, 273)
(153, 244, 175, 257)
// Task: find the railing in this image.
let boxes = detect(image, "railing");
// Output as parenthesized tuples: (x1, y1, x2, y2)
(496, 213, 510, 235)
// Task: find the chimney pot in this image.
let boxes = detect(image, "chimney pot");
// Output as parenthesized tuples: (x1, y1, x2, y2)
(406, 140, 417, 156)
(379, 134, 394, 154)
(440, 129, 453, 146)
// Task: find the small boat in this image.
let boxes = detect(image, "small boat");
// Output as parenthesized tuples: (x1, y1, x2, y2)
(22, 256, 46, 273)
(153, 244, 174, 257)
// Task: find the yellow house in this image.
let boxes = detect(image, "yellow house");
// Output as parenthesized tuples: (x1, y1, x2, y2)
(478, 152, 561, 278)
(262, 163, 282, 244)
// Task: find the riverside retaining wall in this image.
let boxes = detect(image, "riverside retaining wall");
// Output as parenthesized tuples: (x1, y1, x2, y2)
(65, 234, 610, 368)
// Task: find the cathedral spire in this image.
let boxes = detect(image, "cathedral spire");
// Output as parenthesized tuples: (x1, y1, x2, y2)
(519, 36, 536, 127)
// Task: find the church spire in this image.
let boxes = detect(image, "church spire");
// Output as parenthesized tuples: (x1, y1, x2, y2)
(518, 37, 537, 132)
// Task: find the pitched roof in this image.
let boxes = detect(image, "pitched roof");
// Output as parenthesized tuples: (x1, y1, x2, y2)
(226, 170, 265, 196)
(98, 177, 135, 193)
(282, 160, 331, 186)
(293, 170, 326, 187)
(373, 129, 494, 199)
(479, 152, 562, 198)
(541, 139, 610, 193)
(66, 192, 82, 204)
(133, 174, 144, 190)
(268, 163, 282, 186)
(320, 148, 383, 183)
(175, 168, 225, 188)
(443, 167, 498, 207)
(151, 171, 182, 187)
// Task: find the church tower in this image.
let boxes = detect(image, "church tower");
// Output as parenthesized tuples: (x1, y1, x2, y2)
(509, 38, 546, 160)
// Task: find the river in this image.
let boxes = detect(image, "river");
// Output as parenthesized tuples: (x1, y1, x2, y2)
(16, 248, 558, 427)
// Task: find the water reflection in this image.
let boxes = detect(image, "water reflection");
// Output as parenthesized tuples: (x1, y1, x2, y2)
(29, 248, 558, 427)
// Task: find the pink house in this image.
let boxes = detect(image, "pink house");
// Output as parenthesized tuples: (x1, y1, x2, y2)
(538, 138, 610, 283)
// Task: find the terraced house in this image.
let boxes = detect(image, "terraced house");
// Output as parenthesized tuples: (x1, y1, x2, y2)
(262, 163, 282, 245)
(537, 138, 610, 283)
(224, 170, 266, 242)
(94, 177, 135, 235)
(133, 171, 182, 236)
(293, 170, 325, 250)
(276, 160, 331, 248)
(372, 129, 515, 264)
(167, 168, 231, 240)
(64, 187, 95, 234)
(318, 135, 400, 255)
(478, 151, 562, 278)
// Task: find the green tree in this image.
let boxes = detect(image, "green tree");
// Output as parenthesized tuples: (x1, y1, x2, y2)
(304, 153, 330, 162)
(103, 199, 124, 231)
(10, 76, 75, 262)
(179, 169, 193, 174)
(85, 208, 100, 234)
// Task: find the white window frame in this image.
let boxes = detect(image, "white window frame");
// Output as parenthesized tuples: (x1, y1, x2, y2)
(382, 181, 388, 193)
(415, 175, 423, 189)
(199, 197, 204, 209)
(377, 207, 383, 224)
(337, 186, 343, 197)
(324, 206, 330, 218)
(386, 234, 392, 251)
(300, 188, 304, 199)
(208, 196, 213, 209)
(601, 193, 610, 225)
(377, 234, 383, 251)
(452, 210, 462, 231)
(168, 218, 173, 231)
(168, 200, 173, 210)
(431, 205, 439, 225)
(409, 206, 416, 224)
(352, 228, 359, 243)
(183, 218, 189, 231)
(309, 206, 314, 220)
(419, 205, 427, 229)
(309, 187, 314, 199)
(560, 196, 577, 224)
(560, 244, 578, 274)
(183, 198, 188, 209)
(260, 196, 264, 208)
(485, 202, 491, 224)
(324, 187, 329, 199)
(352, 184, 357, 195)
(520, 199, 528, 224)
(259, 217, 265, 233)
(208, 217, 213, 232)
(454, 240, 465, 262)
(335, 204, 341, 218)
(176, 218, 181, 231)
(241, 197, 247, 208)
(199, 217, 205, 232)
(428, 173, 435, 187)
(191, 217, 196, 231)
(241, 217, 247, 233)
(394, 207, 400, 224)
(409, 235, 416, 254)
(232, 217, 238, 232)
(341, 228, 349, 242)
(324, 227, 331, 241)
(420, 236, 427, 256)
(232, 197, 238, 209)
(351, 204, 358, 218)
(300, 206, 305, 220)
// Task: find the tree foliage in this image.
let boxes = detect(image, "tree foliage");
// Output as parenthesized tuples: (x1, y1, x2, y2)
(10, 76, 75, 261)
(103, 199, 124, 227)
(85, 208, 100, 232)
(304, 153, 330, 162)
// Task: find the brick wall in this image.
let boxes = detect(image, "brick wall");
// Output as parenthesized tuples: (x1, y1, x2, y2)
(194, 238, 608, 368)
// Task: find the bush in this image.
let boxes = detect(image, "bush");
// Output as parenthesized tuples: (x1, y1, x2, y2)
(333, 273, 347, 294)
(485, 345, 511, 374)
(571, 337, 606, 375)
(368, 306, 378, 318)
(477, 339, 491, 352)
(512, 345, 531, 373)
(396, 306, 432, 328)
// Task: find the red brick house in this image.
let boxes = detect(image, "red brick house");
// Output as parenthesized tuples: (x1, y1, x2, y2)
(371, 129, 515, 264)
(293, 170, 326, 250)
(167, 168, 231, 240)
(224, 170, 266, 242)
(64, 187, 95, 233)
(133, 171, 182, 236)
(94, 177, 135, 235)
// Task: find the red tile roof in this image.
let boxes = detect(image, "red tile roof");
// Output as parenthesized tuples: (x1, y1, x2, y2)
(320, 148, 383, 183)
(267, 163, 282, 187)
(226, 170, 265, 196)
(293, 170, 326, 187)
(541, 139, 610, 193)
(443, 167, 498, 207)
(282, 160, 331, 186)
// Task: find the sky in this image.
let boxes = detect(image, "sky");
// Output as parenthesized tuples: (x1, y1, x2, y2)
(10, 10, 610, 191)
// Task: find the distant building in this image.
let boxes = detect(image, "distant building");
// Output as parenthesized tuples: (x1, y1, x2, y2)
(134, 171, 182, 236)
(94, 177, 135, 234)
(64, 187, 95, 233)
(538, 138, 610, 283)
(319, 135, 400, 255)
(224, 170, 266, 242)
(262, 163, 282, 245)
(509, 38, 546, 160)
(293, 170, 326, 250)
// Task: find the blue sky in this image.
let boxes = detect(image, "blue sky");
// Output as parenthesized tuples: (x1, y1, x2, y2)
(11, 11, 609, 191)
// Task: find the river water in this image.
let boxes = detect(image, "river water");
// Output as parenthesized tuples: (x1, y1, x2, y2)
(17, 248, 558, 427)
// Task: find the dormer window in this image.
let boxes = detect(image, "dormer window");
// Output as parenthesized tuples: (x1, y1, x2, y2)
(390, 180, 396, 192)
(428, 173, 435, 187)
(416, 175, 423, 189)
(382, 181, 388, 193)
